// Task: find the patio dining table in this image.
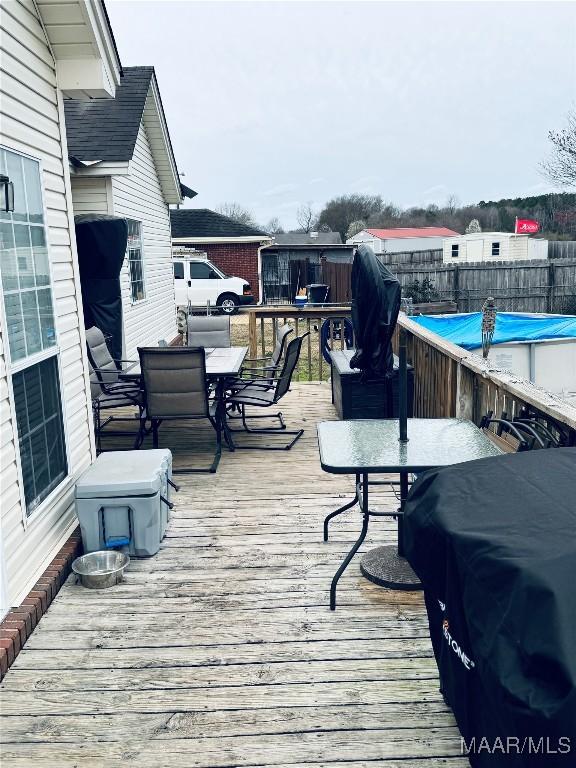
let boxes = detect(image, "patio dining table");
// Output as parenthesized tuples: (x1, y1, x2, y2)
(318, 418, 502, 610)
(120, 346, 248, 448)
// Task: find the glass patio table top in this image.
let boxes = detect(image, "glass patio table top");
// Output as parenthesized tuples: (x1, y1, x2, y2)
(120, 346, 248, 380)
(317, 418, 502, 475)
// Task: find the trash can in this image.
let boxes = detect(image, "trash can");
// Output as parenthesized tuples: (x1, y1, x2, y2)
(307, 283, 330, 304)
(75, 449, 173, 557)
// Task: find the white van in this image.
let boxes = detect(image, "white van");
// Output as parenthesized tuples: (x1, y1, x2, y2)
(173, 257, 255, 314)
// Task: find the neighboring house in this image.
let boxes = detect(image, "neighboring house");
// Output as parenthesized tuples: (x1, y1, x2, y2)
(347, 226, 459, 254)
(261, 232, 354, 303)
(443, 232, 548, 264)
(0, 0, 121, 619)
(170, 209, 271, 302)
(64, 67, 193, 358)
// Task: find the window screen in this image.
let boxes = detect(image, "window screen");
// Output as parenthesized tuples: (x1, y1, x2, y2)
(0, 149, 56, 363)
(127, 220, 145, 301)
(0, 147, 67, 515)
(12, 356, 67, 514)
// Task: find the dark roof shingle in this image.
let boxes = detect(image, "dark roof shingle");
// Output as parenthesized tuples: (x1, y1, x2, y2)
(64, 67, 154, 162)
(272, 232, 342, 245)
(171, 209, 268, 238)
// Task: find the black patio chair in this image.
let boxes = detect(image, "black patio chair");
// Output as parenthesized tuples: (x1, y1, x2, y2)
(136, 346, 221, 473)
(240, 322, 293, 379)
(224, 333, 309, 450)
(88, 360, 144, 453)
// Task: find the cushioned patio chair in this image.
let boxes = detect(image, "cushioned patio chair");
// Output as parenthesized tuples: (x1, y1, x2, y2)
(187, 315, 231, 348)
(224, 333, 309, 450)
(137, 347, 221, 473)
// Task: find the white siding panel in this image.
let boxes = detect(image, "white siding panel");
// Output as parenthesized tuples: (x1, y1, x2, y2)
(0, 0, 94, 612)
(70, 176, 110, 215)
(112, 122, 177, 358)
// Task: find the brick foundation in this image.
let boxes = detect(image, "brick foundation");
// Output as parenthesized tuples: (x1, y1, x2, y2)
(0, 528, 83, 680)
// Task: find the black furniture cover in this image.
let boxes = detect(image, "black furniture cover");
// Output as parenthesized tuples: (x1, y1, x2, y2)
(349, 243, 401, 379)
(75, 214, 128, 362)
(404, 448, 576, 766)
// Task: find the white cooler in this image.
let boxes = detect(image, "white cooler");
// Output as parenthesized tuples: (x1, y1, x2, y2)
(75, 450, 174, 557)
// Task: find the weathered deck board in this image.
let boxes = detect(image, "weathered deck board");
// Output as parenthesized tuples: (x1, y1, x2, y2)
(0, 383, 466, 766)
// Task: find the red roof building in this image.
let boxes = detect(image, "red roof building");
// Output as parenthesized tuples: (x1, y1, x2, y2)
(347, 226, 460, 255)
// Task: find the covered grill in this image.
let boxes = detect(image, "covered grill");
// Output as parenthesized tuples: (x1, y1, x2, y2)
(75, 213, 128, 362)
(404, 448, 576, 766)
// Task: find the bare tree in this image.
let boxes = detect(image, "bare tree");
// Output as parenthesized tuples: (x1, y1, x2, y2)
(446, 194, 460, 215)
(296, 203, 318, 233)
(265, 217, 284, 234)
(216, 202, 257, 227)
(541, 109, 576, 187)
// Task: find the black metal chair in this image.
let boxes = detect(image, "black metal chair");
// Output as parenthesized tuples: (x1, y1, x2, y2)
(240, 322, 293, 379)
(224, 334, 309, 450)
(136, 347, 221, 473)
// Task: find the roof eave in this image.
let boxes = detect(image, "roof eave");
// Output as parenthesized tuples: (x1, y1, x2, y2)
(37, 0, 122, 99)
(172, 236, 272, 244)
(140, 73, 182, 204)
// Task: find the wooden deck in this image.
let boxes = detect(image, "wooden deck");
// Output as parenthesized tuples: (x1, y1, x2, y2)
(0, 383, 469, 767)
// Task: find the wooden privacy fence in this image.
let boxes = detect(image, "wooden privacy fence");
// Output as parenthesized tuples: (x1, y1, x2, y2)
(393, 258, 576, 313)
(395, 315, 576, 444)
(548, 241, 576, 259)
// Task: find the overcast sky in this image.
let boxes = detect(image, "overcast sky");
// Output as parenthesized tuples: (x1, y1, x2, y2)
(106, 0, 575, 229)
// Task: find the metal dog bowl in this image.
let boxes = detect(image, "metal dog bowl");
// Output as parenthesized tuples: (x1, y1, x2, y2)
(72, 551, 129, 589)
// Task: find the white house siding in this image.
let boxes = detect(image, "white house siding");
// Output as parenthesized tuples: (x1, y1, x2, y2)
(0, 0, 94, 612)
(70, 175, 110, 215)
(111, 122, 177, 358)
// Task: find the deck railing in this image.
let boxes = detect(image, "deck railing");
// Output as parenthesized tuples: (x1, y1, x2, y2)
(243, 307, 576, 442)
(395, 315, 576, 444)
(245, 304, 353, 382)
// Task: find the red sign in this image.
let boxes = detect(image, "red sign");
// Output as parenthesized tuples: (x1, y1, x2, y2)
(515, 218, 539, 234)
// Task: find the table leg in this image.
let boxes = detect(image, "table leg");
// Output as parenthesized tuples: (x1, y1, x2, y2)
(359, 469, 421, 591)
(323, 473, 360, 542)
(330, 473, 370, 611)
(215, 378, 235, 452)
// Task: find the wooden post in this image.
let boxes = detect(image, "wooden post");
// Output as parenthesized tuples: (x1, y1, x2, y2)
(248, 310, 257, 358)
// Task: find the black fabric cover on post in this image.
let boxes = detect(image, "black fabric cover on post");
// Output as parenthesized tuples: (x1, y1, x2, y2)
(75, 214, 127, 362)
(404, 449, 576, 767)
(349, 243, 401, 379)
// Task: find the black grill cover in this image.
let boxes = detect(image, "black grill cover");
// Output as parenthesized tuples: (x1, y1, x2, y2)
(75, 214, 127, 362)
(349, 244, 400, 378)
(404, 449, 576, 766)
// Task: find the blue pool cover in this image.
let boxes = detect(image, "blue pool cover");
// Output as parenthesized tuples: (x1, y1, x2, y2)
(412, 312, 576, 350)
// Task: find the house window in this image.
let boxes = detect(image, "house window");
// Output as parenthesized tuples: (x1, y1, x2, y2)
(491, 241, 500, 257)
(451, 244, 459, 258)
(127, 220, 145, 302)
(0, 147, 67, 516)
